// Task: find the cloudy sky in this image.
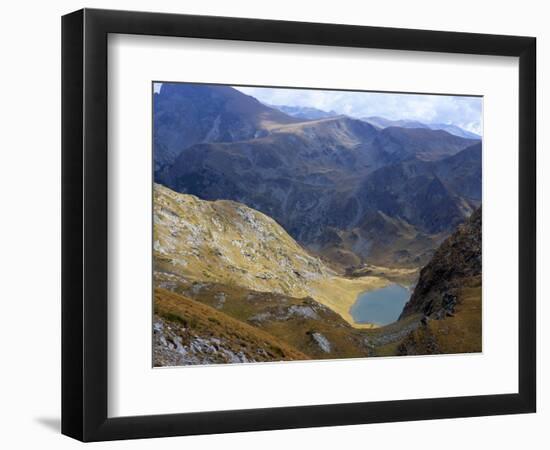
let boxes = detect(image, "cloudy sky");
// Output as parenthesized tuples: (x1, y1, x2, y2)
(234, 86, 482, 135)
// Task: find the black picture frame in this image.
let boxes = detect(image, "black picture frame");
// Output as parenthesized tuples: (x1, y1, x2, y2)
(61, 8, 536, 442)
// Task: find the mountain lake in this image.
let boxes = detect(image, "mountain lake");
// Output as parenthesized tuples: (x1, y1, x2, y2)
(350, 283, 410, 326)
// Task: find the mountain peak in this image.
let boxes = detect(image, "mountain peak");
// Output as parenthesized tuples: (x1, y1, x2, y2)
(153, 84, 298, 169)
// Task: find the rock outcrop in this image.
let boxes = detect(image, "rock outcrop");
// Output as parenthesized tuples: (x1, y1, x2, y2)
(400, 207, 481, 319)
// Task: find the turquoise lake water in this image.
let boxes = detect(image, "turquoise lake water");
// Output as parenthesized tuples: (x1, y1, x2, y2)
(350, 284, 410, 326)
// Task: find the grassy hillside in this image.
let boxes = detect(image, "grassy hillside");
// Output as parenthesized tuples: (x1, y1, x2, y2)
(154, 288, 308, 366)
(152, 184, 482, 364)
(154, 281, 427, 363)
(400, 207, 482, 319)
(154, 183, 386, 326)
(397, 277, 481, 355)
(397, 207, 482, 355)
(155, 278, 384, 360)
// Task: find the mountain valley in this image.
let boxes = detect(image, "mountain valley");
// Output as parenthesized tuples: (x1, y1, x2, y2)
(155, 84, 481, 269)
(152, 83, 483, 364)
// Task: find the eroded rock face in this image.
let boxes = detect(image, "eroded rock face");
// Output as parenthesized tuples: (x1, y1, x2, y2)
(249, 303, 322, 324)
(399, 207, 481, 320)
(153, 316, 256, 366)
(153, 182, 331, 301)
(311, 332, 331, 353)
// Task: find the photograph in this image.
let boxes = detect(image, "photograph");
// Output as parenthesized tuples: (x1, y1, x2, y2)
(152, 82, 483, 366)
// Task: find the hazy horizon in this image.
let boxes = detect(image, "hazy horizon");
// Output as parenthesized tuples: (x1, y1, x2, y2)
(235, 85, 482, 136)
(153, 82, 482, 136)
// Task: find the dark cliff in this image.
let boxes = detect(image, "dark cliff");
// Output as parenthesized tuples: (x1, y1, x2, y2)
(400, 207, 481, 319)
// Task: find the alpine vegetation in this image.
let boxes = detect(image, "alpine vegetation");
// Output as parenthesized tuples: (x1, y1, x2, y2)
(152, 82, 482, 366)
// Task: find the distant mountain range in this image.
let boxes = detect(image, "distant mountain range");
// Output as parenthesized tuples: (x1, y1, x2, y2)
(265, 105, 481, 140)
(360, 116, 480, 139)
(267, 104, 339, 120)
(154, 84, 481, 268)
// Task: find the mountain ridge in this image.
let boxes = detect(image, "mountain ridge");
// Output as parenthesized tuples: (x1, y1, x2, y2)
(268, 104, 339, 120)
(362, 115, 481, 139)
(153, 83, 300, 169)
(154, 84, 481, 269)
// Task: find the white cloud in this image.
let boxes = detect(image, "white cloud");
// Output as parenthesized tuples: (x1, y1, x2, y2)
(235, 86, 482, 135)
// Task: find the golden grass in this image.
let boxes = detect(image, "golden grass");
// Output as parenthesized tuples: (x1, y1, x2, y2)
(160, 280, 378, 359)
(153, 183, 392, 328)
(155, 288, 309, 361)
(398, 276, 482, 355)
(348, 264, 419, 285)
(424, 279, 482, 354)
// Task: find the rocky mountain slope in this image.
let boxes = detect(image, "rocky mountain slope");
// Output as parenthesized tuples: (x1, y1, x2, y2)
(154, 288, 308, 366)
(155, 84, 481, 269)
(159, 135, 480, 268)
(152, 196, 482, 363)
(152, 184, 423, 364)
(153, 83, 300, 170)
(153, 184, 433, 363)
(433, 142, 482, 202)
(397, 207, 482, 355)
(400, 207, 481, 318)
(152, 190, 484, 363)
(153, 183, 386, 325)
(370, 126, 478, 162)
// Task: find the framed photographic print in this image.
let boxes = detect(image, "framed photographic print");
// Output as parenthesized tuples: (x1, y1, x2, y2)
(61, 8, 536, 441)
